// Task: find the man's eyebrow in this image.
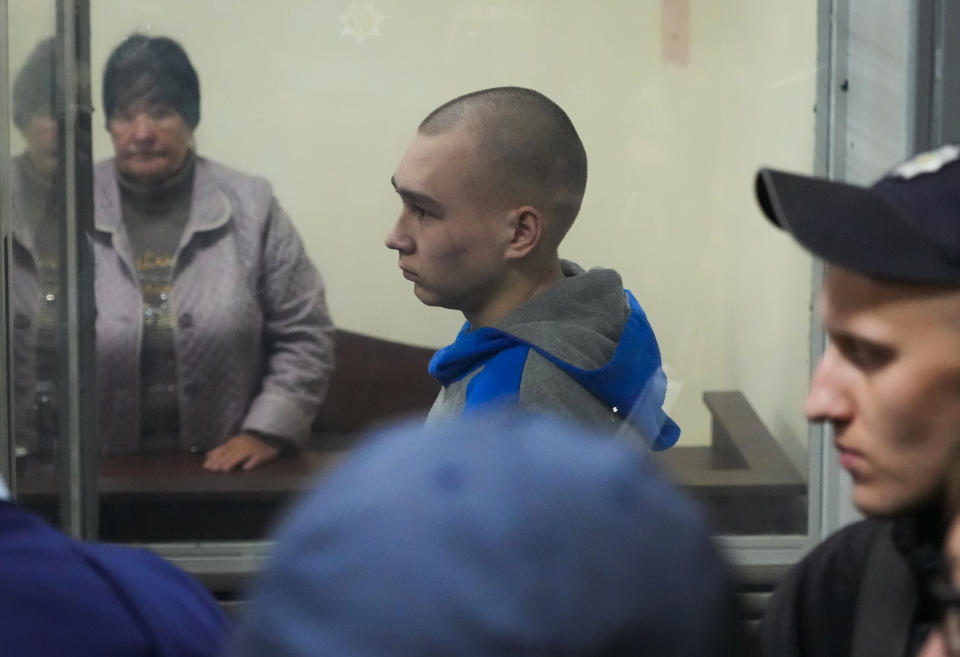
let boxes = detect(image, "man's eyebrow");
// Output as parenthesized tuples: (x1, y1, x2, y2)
(390, 176, 444, 214)
(825, 325, 895, 353)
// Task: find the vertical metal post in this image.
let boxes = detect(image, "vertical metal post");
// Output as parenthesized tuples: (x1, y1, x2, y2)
(55, 0, 96, 539)
(910, 0, 935, 153)
(0, 0, 13, 495)
(806, 0, 836, 544)
(928, 0, 960, 146)
(814, 0, 939, 539)
(813, 0, 861, 540)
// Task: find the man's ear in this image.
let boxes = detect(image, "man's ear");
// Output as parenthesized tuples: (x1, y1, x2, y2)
(504, 206, 543, 260)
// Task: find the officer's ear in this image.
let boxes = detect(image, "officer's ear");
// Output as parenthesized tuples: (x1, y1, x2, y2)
(504, 205, 543, 260)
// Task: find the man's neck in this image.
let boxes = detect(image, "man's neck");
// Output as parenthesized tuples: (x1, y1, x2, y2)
(465, 258, 565, 328)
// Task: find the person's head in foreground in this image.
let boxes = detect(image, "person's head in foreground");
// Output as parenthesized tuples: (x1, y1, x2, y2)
(757, 144, 960, 519)
(232, 411, 750, 657)
(385, 86, 587, 328)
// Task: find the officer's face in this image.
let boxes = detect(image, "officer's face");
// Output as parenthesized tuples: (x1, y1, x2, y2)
(805, 266, 960, 517)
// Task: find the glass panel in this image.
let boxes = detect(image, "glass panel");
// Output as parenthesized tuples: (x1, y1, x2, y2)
(6, 0, 61, 525)
(80, 0, 815, 542)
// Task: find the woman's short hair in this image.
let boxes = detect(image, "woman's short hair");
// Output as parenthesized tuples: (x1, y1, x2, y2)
(13, 37, 56, 131)
(102, 34, 200, 129)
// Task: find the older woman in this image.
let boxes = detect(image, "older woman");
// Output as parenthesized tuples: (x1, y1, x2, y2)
(94, 34, 334, 471)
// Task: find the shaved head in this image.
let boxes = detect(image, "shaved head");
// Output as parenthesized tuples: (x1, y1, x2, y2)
(419, 87, 587, 247)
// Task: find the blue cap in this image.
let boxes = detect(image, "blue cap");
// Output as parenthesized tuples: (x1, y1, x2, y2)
(757, 145, 960, 284)
(232, 411, 748, 657)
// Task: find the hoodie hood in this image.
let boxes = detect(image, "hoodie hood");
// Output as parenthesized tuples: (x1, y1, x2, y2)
(430, 262, 679, 450)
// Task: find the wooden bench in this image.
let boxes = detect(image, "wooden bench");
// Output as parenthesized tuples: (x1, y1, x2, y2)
(653, 390, 807, 535)
(311, 329, 440, 445)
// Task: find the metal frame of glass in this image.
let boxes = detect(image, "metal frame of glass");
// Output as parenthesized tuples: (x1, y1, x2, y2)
(54, 0, 98, 540)
(0, 0, 13, 492)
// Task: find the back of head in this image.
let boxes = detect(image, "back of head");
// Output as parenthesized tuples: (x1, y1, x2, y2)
(13, 37, 56, 131)
(102, 33, 200, 129)
(420, 87, 587, 246)
(233, 411, 750, 657)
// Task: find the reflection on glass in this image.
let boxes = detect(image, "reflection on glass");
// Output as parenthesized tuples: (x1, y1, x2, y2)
(11, 37, 59, 456)
(8, 31, 61, 523)
(9, 37, 58, 434)
(93, 34, 335, 472)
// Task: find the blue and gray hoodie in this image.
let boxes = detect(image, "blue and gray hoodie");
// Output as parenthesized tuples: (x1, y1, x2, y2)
(428, 261, 680, 450)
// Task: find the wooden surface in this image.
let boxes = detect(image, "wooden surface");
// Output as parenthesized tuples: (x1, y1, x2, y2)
(651, 390, 807, 534)
(15, 449, 348, 499)
(14, 387, 807, 537)
(312, 329, 440, 439)
(15, 450, 352, 541)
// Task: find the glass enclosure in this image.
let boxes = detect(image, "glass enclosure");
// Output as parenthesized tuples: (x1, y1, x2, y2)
(4, 0, 825, 568)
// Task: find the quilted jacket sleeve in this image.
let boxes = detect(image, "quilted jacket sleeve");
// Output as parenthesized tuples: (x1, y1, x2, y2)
(240, 196, 335, 447)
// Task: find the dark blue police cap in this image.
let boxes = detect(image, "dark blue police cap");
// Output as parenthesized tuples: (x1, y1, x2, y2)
(756, 144, 960, 284)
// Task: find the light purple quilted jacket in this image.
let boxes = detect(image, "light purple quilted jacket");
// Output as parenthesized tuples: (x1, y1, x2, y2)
(93, 157, 335, 453)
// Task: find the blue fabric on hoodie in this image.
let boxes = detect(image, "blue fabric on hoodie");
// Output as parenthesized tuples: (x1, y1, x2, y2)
(429, 290, 680, 450)
(0, 500, 227, 657)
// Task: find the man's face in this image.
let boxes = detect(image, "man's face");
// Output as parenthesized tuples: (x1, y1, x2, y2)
(385, 126, 515, 326)
(805, 266, 960, 516)
(108, 100, 192, 183)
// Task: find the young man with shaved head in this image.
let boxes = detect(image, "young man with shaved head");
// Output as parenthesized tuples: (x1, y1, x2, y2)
(755, 145, 960, 657)
(386, 87, 679, 450)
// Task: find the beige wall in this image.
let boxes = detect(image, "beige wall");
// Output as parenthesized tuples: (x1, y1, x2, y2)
(9, 1, 816, 463)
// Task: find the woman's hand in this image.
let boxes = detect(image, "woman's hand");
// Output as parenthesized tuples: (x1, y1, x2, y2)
(203, 433, 280, 472)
